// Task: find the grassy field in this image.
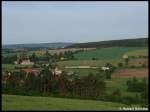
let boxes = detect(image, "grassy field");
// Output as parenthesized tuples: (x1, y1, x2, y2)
(73, 47, 146, 60)
(2, 94, 128, 111)
(106, 76, 140, 97)
(2, 47, 148, 110)
(57, 59, 123, 68)
(125, 49, 148, 57)
(57, 47, 148, 68)
(3, 47, 147, 58)
(2, 64, 33, 71)
(2, 52, 20, 57)
(28, 48, 95, 56)
(64, 68, 99, 77)
(63, 68, 148, 97)
(2, 64, 15, 71)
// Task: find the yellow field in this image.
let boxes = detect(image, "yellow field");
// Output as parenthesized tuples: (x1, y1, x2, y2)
(125, 49, 148, 57)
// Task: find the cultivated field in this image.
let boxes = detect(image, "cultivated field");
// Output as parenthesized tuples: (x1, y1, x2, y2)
(73, 47, 146, 60)
(57, 59, 123, 68)
(128, 58, 148, 66)
(125, 49, 148, 57)
(113, 68, 148, 78)
(29, 48, 96, 56)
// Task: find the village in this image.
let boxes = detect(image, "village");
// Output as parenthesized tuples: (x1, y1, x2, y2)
(3, 50, 113, 85)
(2, 1, 148, 110)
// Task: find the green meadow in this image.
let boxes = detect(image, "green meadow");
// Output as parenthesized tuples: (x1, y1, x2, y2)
(73, 47, 146, 60)
(2, 94, 127, 111)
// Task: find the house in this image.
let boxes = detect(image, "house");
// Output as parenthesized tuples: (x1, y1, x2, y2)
(20, 59, 34, 65)
(14, 61, 18, 64)
(52, 67, 62, 76)
(39, 61, 49, 66)
(60, 57, 65, 60)
(101, 66, 109, 71)
(123, 55, 128, 59)
(14, 59, 34, 65)
(67, 71, 74, 76)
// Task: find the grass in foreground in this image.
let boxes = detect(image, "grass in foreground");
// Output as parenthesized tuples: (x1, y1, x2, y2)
(2, 94, 127, 111)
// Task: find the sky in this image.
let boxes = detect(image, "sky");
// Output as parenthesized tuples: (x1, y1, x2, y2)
(2, 1, 148, 45)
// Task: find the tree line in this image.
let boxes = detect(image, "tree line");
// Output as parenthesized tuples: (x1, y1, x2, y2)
(2, 67, 106, 100)
(2, 66, 148, 106)
(2, 50, 75, 64)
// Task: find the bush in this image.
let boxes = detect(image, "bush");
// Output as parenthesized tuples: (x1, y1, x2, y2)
(126, 77, 147, 92)
(106, 94, 121, 102)
(92, 57, 98, 60)
(141, 63, 146, 68)
(105, 89, 122, 103)
(129, 56, 135, 59)
(112, 89, 121, 96)
(121, 95, 140, 105)
(129, 65, 136, 68)
(118, 63, 123, 67)
(32, 64, 40, 68)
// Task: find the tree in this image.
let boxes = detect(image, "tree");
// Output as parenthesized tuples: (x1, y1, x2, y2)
(126, 77, 147, 92)
(57, 71, 69, 95)
(123, 55, 129, 66)
(141, 86, 148, 103)
(45, 50, 51, 61)
(2, 55, 18, 64)
(6, 73, 17, 88)
(112, 89, 121, 96)
(108, 88, 122, 102)
(118, 62, 123, 67)
(75, 72, 106, 98)
(92, 57, 98, 60)
(58, 52, 64, 59)
(30, 53, 37, 63)
(20, 52, 28, 60)
(53, 53, 59, 62)
(102, 63, 116, 79)
(64, 51, 74, 60)
(25, 72, 36, 90)
(94, 73, 106, 97)
(40, 66, 53, 92)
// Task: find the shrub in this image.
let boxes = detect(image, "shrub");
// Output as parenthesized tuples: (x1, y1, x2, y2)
(118, 63, 123, 67)
(141, 63, 146, 68)
(112, 89, 121, 96)
(121, 95, 140, 105)
(92, 57, 98, 60)
(126, 77, 147, 92)
(129, 65, 136, 68)
(110, 89, 122, 101)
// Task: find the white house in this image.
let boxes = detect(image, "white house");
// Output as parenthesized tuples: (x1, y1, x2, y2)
(101, 66, 110, 71)
(52, 67, 62, 76)
(14, 59, 34, 65)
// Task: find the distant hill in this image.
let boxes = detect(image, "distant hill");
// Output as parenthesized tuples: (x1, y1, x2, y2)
(2, 42, 74, 49)
(2, 38, 148, 49)
(67, 38, 148, 48)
